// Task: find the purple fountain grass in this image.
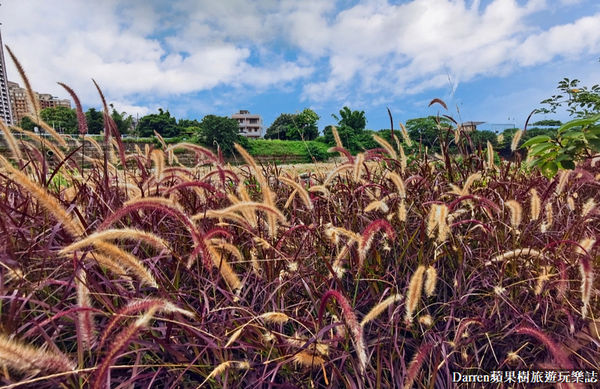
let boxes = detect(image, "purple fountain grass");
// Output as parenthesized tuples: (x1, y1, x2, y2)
(93, 306, 159, 389)
(0, 334, 75, 376)
(98, 298, 194, 351)
(403, 342, 433, 389)
(318, 289, 367, 375)
(514, 326, 573, 369)
(358, 219, 395, 273)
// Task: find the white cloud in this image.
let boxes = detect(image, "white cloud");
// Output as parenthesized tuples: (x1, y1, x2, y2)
(2, 0, 599, 114)
(516, 14, 600, 66)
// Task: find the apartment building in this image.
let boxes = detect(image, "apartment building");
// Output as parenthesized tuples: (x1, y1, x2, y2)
(37, 93, 71, 109)
(231, 110, 263, 138)
(8, 81, 71, 123)
(0, 30, 13, 125)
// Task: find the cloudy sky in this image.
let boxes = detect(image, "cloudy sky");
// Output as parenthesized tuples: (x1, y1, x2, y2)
(2, 0, 599, 131)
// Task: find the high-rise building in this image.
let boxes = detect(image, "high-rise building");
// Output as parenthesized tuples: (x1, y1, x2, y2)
(0, 28, 14, 125)
(231, 110, 263, 138)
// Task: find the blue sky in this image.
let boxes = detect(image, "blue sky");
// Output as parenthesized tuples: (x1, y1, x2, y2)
(2, 0, 600, 132)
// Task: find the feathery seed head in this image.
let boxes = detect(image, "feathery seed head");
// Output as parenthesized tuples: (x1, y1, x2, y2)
(360, 294, 402, 327)
(581, 198, 596, 218)
(399, 122, 412, 147)
(541, 202, 554, 232)
(530, 188, 541, 220)
(510, 130, 523, 151)
(405, 266, 426, 324)
(556, 170, 569, 195)
(567, 196, 575, 211)
(486, 248, 544, 266)
(293, 351, 325, 368)
(424, 266, 438, 297)
(506, 200, 522, 229)
(418, 315, 433, 327)
(260, 312, 290, 325)
(0, 334, 75, 375)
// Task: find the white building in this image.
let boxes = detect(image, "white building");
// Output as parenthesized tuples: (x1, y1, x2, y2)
(232, 110, 263, 138)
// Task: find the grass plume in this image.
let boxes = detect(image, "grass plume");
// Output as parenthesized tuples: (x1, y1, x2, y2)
(405, 265, 426, 324)
(319, 290, 367, 374)
(0, 333, 75, 375)
(360, 294, 402, 327)
(0, 155, 84, 237)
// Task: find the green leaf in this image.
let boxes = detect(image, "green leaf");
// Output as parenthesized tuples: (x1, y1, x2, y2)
(521, 135, 551, 148)
(529, 142, 555, 155)
(587, 138, 600, 152)
(558, 114, 600, 133)
(559, 160, 575, 169)
(561, 130, 585, 140)
(540, 161, 559, 178)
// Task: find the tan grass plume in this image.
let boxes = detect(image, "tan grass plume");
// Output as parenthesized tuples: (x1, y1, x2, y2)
(234, 143, 279, 237)
(0, 120, 23, 160)
(206, 240, 242, 291)
(555, 170, 569, 195)
(426, 204, 450, 242)
(541, 202, 553, 233)
(61, 240, 158, 288)
(581, 198, 596, 218)
(486, 141, 495, 170)
(530, 188, 541, 220)
(405, 265, 426, 324)
(63, 229, 169, 253)
(485, 248, 544, 266)
(0, 155, 84, 237)
(399, 143, 407, 173)
(424, 266, 437, 297)
(279, 176, 313, 210)
(360, 294, 402, 327)
(324, 163, 353, 186)
(373, 134, 397, 159)
(506, 200, 522, 229)
(75, 269, 95, 350)
(534, 265, 553, 296)
(5, 46, 41, 118)
(353, 152, 365, 182)
(399, 122, 412, 147)
(332, 126, 343, 148)
(510, 129, 523, 151)
(0, 333, 75, 375)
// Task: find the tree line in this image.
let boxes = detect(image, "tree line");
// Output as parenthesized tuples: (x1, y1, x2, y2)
(15, 74, 598, 157)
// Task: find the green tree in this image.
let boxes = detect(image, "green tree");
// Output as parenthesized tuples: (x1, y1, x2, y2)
(470, 130, 497, 148)
(265, 113, 297, 140)
(531, 119, 562, 127)
(538, 78, 600, 117)
(109, 105, 133, 135)
(288, 108, 320, 140)
(85, 108, 104, 134)
(298, 108, 320, 140)
(198, 115, 240, 154)
(137, 109, 179, 137)
(523, 114, 600, 177)
(264, 109, 319, 141)
(405, 116, 452, 151)
(19, 116, 37, 131)
(178, 119, 201, 128)
(332, 106, 366, 132)
(40, 106, 77, 134)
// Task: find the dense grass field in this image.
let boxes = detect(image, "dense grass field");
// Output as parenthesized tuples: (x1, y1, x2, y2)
(1, 103, 599, 388)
